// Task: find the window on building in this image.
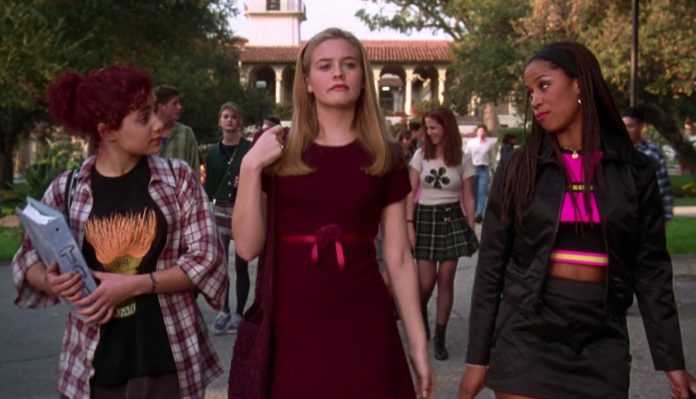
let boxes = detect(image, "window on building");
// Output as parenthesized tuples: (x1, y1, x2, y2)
(267, 0, 280, 10)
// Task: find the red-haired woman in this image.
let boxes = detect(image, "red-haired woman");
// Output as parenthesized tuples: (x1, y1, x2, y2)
(11, 67, 227, 399)
(406, 106, 478, 361)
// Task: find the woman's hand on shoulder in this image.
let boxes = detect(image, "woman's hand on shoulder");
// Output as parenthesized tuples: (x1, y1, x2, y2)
(458, 364, 487, 399)
(244, 125, 286, 171)
(666, 369, 696, 398)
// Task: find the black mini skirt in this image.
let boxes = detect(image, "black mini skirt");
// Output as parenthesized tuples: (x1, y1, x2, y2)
(486, 276, 631, 399)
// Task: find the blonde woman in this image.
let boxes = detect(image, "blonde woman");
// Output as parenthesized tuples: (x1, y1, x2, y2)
(205, 102, 253, 334)
(229, 28, 433, 399)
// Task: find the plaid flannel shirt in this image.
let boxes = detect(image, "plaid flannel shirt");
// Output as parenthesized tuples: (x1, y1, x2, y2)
(160, 122, 201, 179)
(11, 155, 227, 399)
(637, 140, 674, 220)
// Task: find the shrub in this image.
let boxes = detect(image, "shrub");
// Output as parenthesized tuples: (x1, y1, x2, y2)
(13, 138, 84, 200)
(671, 175, 696, 198)
(0, 227, 23, 261)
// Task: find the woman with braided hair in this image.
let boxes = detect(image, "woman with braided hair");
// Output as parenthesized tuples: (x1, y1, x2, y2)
(459, 42, 696, 399)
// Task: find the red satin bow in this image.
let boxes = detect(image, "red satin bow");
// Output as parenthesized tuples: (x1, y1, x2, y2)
(281, 224, 371, 269)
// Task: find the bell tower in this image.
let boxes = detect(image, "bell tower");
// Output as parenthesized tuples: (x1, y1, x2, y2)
(244, 0, 306, 45)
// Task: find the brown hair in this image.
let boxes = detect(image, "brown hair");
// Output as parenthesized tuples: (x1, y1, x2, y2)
(154, 85, 180, 107)
(474, 124, 488, 135)
(422, 106, 463, 167)
(272, 27, 392, 176)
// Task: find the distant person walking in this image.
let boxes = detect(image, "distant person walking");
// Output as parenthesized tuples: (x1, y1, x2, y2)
(12, 67, 226, 399)
(397, 128, 415, 160)
(499, 133, 517, 162)
(622, 107, 674, 221)
(465, 124, 497, 223)
(262, 115, 281, 130)
(409, 120, 425, 150)
(407, 106, 478, 361)
(205, 102, 253, 334)
(155, 85, 201, 178)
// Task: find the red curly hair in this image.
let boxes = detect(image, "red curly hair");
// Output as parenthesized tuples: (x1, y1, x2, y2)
(47, 67, 152, 144)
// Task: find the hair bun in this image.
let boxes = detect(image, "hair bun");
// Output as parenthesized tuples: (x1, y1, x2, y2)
(46, 70, 83, 131)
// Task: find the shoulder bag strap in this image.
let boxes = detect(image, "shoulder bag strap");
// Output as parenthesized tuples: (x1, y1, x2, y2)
(211, 143, 241, 203)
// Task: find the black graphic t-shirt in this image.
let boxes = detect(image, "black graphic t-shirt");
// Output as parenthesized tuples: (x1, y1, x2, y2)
(82, 157, 175, 387)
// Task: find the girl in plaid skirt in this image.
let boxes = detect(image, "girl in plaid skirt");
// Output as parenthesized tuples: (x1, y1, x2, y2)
(406, 106, 479, 361)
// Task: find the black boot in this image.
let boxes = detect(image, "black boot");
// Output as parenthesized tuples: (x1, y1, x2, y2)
(421, 305, 430, 341)
(434, 323, 449, 361)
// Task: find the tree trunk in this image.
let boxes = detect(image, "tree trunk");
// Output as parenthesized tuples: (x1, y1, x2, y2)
(0, 145, 14, 190)
(482, 102, 500, 137)
(0, 110, 17, 190)
(640, 102, 696, 181)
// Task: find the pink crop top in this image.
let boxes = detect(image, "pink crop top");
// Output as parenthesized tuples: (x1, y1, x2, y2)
(549, 150, 608, 267)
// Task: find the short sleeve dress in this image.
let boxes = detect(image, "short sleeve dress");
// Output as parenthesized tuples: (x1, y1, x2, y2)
(269, 141, 416, 399)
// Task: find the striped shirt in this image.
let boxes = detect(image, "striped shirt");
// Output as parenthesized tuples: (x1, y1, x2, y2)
(637, 141, 674, 220)
(11, 155, 227, 399)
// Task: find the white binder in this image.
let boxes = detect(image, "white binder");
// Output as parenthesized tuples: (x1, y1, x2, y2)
(17, 197, 97, 313)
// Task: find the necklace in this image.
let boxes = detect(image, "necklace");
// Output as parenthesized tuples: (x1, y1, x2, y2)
(561, 146, 580, 159)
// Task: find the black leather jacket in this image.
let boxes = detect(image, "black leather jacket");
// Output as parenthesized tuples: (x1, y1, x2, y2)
(466, 134, 685, 371)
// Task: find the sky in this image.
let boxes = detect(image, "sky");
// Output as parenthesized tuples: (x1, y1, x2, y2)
(229, 0, 451, 41)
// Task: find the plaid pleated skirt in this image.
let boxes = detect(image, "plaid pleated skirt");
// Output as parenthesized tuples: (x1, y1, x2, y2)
(212, 200, 234, 238)
(414, 201, 478, 261)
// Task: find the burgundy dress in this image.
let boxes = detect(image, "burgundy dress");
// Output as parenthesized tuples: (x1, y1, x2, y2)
(270, 141, 416, 398)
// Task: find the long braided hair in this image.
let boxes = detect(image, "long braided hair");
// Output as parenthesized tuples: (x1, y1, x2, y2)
(501, 42, 632, 227)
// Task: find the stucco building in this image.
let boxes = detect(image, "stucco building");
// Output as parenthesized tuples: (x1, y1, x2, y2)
(238, 0, 520, 126)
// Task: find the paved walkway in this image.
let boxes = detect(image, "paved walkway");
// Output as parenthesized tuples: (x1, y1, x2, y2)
(1, 251, 695, 398)
(675, 205, 696, 217)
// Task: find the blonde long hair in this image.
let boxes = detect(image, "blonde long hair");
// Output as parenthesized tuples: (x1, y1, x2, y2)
(273, 27, 393, 176)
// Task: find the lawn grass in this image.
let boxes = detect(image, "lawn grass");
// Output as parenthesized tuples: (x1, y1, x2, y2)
(675, 197, 696, 206)
(667, 217, 696, 255)
(0, 227, 22, 261)
(669, 174, 694, 188)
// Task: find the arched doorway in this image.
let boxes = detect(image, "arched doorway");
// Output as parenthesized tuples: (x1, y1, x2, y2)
(378, 66, 406, 115)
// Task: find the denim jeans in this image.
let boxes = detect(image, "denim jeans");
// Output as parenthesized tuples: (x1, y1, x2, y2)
(474, 165, 490, 216)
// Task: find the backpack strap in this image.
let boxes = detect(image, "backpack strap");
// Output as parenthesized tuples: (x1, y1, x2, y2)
(63, 168, 79, 221)
(167, 158, 177, 186)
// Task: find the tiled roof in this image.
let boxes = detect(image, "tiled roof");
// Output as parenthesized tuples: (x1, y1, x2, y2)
(240, 40, 453, 64)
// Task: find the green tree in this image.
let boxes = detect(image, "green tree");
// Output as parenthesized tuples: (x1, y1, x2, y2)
(357, 0, 529, 135)
(0, 0, 261, 188)
(358, 0, 696, 178)
(0, 1, 75, 188)
(577, 0, 696, 178)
